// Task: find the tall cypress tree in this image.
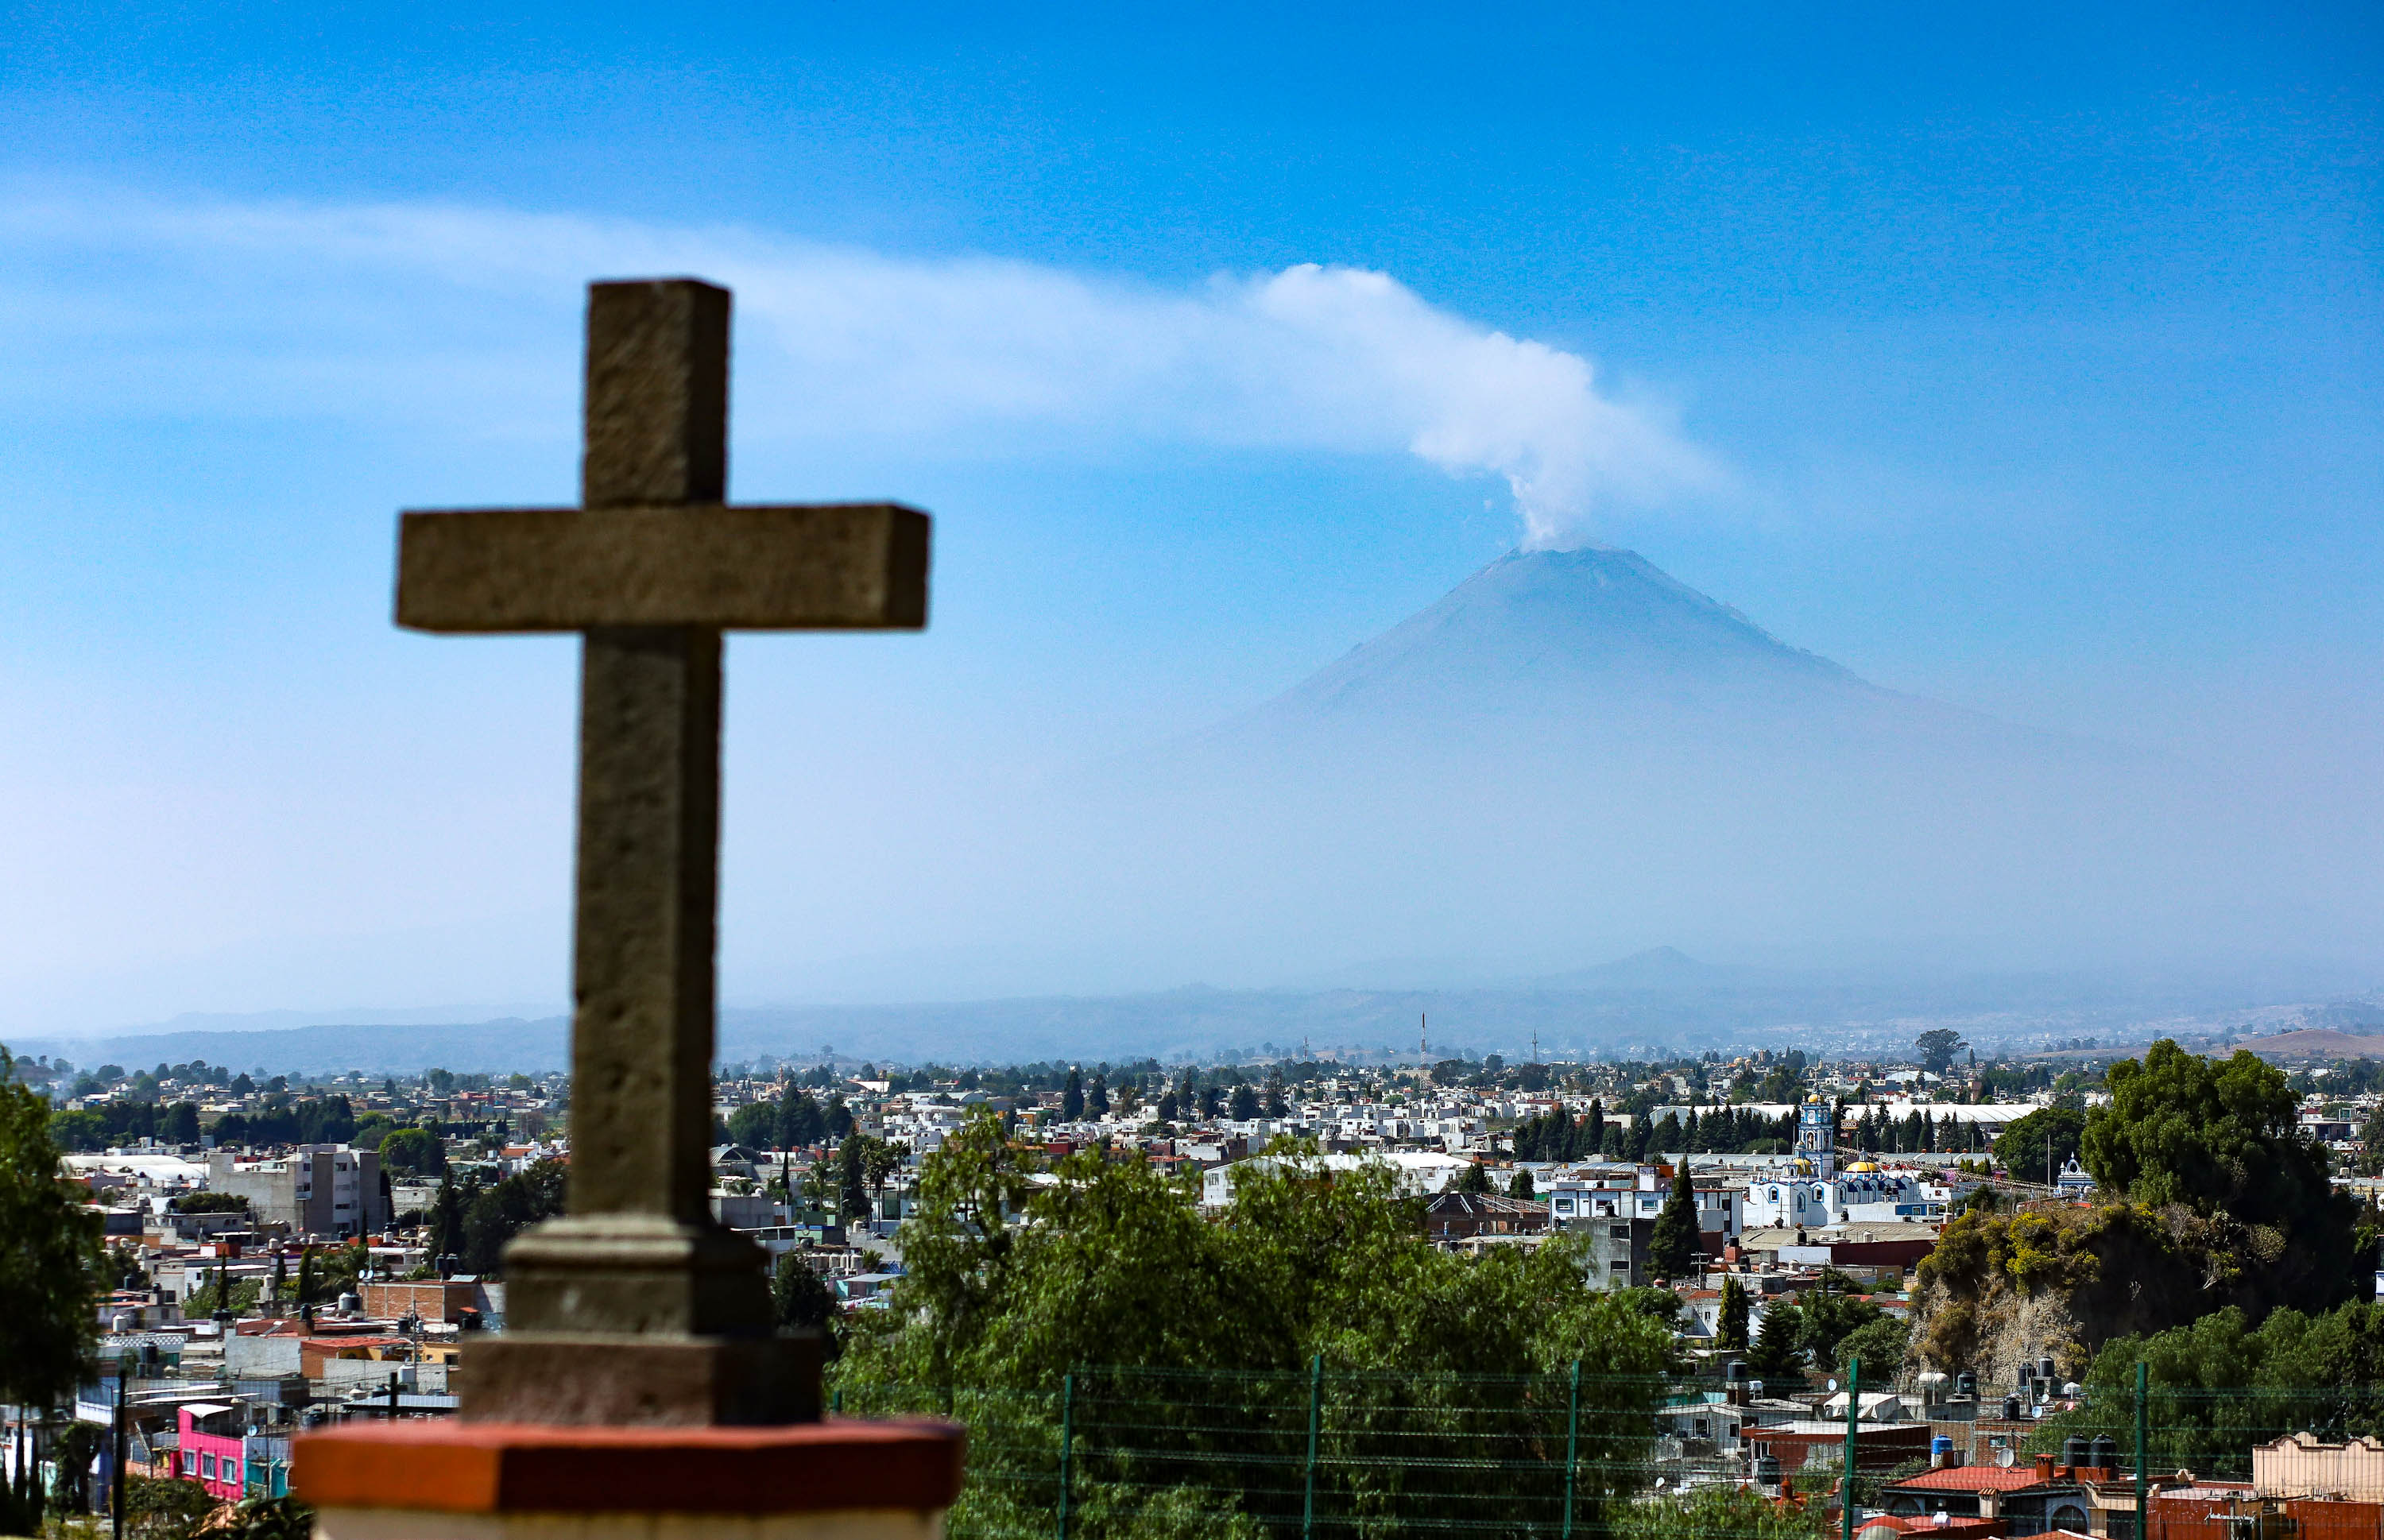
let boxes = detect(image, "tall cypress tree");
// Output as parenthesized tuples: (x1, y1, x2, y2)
(1647, 1159, 1699, 1279)
(1717, 1274, 1750, 1350)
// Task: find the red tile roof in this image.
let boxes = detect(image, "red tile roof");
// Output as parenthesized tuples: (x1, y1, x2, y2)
(1891, 1465, 2053, 1493)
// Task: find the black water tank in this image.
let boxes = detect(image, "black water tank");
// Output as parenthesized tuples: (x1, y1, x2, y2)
(2038, 1355, 2058, 1382)
(2064, 1435, 2088, 1467)
(2003, 1395, 2023, 1421)
(2092, 1435, 2119, 1470)
(1956, 1371, 1978, 1397)
(1755, 1455, 1782, 1488)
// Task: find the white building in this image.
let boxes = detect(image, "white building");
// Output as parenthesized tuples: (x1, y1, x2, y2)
(1200, 1149, 1473, 1209)
(1736, 1097, 1943, 1229)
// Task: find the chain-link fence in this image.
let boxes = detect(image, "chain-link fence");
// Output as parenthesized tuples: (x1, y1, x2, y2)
(835, 1366, 2384, 1540)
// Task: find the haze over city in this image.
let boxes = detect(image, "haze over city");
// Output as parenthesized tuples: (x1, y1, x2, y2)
(2, 4, 2378, 1051)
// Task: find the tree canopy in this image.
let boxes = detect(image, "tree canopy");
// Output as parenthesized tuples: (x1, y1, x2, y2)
(377, 1126, 446, 1175)
(1995, 1106, 2087, 1182)
(1, 1052, 103, 1407)
(843, 1108, 1681, 1391)
(2084, 1041, 2332, 1218)
(1916, 1029, 1968, 1076)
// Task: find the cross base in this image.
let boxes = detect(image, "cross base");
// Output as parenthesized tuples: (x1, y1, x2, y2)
(465, 1334, 822, 1427)
(465, 1216, 816, 1426)
(295, 1418, 964, 1540)
(499, 1216, 775, 1337)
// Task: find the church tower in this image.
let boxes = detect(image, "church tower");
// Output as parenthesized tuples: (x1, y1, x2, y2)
(1796, 1095, 1837, 1181)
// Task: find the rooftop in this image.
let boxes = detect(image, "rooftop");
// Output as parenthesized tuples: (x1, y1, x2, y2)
(1887, 1465, 2059, 1493)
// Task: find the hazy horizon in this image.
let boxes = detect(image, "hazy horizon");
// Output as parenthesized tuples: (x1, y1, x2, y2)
(2, 6, 2378, 1035)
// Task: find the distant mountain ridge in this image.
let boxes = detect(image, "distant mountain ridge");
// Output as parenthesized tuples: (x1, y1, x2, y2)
(16, 962, 2367, 1074)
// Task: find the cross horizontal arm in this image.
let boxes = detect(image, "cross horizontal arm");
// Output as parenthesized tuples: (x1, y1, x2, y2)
(397, 503, 930, 633)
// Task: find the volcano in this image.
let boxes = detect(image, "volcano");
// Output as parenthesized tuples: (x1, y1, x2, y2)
(1262, 545, 1871, 720)
(1050, 544, 2212, 981)
(1194, 545, 2033, 772)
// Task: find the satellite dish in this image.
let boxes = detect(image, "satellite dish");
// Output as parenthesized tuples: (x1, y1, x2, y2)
(1828, 1379, 1839, 1392)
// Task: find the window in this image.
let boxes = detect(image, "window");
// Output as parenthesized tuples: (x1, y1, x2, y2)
(1609, 1225, 1630, 1239)
(200, 1455, 215, 1478)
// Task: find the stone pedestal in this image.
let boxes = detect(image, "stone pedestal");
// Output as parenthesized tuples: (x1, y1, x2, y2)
(295, 1419, 966, 1540)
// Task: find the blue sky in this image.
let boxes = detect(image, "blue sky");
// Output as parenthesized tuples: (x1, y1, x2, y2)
(0, 4, 2378, 1029)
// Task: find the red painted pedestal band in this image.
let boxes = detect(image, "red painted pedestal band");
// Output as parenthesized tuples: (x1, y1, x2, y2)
(295, 1420, 966, 1515)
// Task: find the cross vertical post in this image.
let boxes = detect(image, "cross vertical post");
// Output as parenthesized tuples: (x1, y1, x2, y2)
(397, 278, 930, 1425)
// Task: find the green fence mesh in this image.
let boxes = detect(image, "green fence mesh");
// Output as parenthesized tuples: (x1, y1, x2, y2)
(833, 1369, 2384, 1540)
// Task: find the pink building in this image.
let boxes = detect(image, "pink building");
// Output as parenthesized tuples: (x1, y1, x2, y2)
(176, 1403, 246, 1501)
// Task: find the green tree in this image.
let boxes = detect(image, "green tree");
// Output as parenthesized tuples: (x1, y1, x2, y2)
(122, 1473, 220, 1540)
(377, 1127, 446, 1175)
(1508, 1167, 1535, 1200)
(1744, 1301, 1806, 1384)
(1060, 1069, 1085, 1121)
(837, 1109, 1679, 1538)
(1647, 1160, 1698, 1279)
(1916, 1030, 1968, 1076)
(2084, 1039, 2358, 1307)
(159, 1101, 202, 1143)
(776, 1089, 826, 1149)
(838, 1140, 870, 1224)
(1834, 1314, 1911, 1377)
(427, 1175, 466, 1261)
(772, 1250, 838, 1337)
(726, 1101, 778, 1149)
(1228, 1082, 1261, 1120)
(48, 1422, 101, 1514)
(1717, 1275, 1750, 1351)
(1796, 1271, 1889, 1368)
(1996, 1107, 2087, 1182)
(1616, 1484, 1825, 1540)
(0, 1051, 103, 1409)
(1453, 1161, 1492, 1194)
(459, 1161, 568, 1274)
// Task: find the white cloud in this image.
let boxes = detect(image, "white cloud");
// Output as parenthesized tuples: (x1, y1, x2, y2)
(0, 187, 1714, 546)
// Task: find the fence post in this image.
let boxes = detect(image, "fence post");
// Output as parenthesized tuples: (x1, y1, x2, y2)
(1841, 1357, 1860, 1540)
(2146, 1364, 2165, 1540)
(1302, 1352, 1323, 1540)
(1562, 1359, 1582, 1540)
(1055, 1373, 1075, 1540)
(111, 1352, 126, 1540)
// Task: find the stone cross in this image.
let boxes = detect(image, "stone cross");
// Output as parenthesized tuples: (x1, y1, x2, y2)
(397, 278, 928, 1424)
